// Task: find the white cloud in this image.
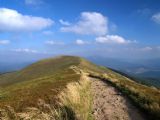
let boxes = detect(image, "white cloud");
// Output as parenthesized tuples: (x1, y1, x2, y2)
(61, 12, 108, 36)
(59, 19, 70, 26)
(12, 48, 38, 53)
(76, 39, 89, 45)
(152, 12, 160, 24)
(0, 8, 54, 32)
(0, 40, 10, 45)
(25, 0, 43, 5)
(45, 40, 64, 45)
(96, 35, 135, 44)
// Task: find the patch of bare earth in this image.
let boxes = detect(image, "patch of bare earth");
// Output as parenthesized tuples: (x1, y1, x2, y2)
(90, 77, 146, 120)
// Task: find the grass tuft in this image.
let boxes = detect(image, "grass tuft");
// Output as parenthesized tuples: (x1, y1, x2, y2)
(58, 73, 93, 120)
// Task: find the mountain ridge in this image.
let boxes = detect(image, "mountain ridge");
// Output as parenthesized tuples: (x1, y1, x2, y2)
(0, 56, 159, 120)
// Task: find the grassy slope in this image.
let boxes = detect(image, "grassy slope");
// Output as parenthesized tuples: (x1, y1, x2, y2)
(0, 56, 106, 111)
(0, 56, 81, 111)
(0, 56, 80, 86)
(0, 56, 159, 119)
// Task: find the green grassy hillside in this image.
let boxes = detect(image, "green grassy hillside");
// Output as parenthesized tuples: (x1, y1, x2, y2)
(0, 56, 81, 86)
(0, 56, 159, 120)
(0, 56, 106, 111)
(0, 56, 83, 110)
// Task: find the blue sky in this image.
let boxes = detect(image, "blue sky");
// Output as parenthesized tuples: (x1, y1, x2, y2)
(0, 0, 160, 63)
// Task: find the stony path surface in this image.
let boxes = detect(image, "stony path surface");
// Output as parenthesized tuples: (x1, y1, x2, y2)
(90, 77, 146, 120)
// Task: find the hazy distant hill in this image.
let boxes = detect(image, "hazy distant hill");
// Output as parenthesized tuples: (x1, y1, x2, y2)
(87, 56, 160, 87)
(0, 61, 33, 73)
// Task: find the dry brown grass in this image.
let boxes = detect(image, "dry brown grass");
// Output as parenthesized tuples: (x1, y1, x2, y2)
(0, 68, 80, 111)
(58, 73, 93, 120)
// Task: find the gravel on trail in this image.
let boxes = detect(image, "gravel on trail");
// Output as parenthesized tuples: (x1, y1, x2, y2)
(90, 77, 146, 120)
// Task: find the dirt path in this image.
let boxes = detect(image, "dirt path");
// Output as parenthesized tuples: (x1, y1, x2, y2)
(90, 77, 146, 120)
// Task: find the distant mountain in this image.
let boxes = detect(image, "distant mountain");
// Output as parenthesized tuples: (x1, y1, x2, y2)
(87, 56, 141, 69)
(0, 61, 33, 73)
(87, 56, 160, 87)
(139, 58, 160, 69)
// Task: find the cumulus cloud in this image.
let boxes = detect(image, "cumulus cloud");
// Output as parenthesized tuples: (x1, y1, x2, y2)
(61, 12, 108, 36)
(0, 40, 10, 45)
(12, 48, 38, 53)
(59, 19, 70, 26)
(152, 12, 160, 24)
(96, 35, 136, 44)
(0, 8, 54, 32)
(45, 40, 64, 45)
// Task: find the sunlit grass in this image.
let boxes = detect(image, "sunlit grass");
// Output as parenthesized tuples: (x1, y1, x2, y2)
(0, 56, 159, 120)
(57, 73, 93, 120)
(0, 68, 80, 111)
